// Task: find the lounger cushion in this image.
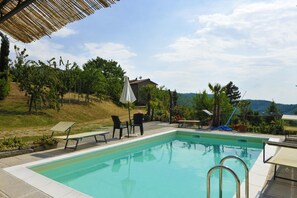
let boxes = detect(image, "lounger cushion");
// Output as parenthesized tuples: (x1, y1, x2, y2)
(267, 147, 297, 168)
(54, 131, 109, 140)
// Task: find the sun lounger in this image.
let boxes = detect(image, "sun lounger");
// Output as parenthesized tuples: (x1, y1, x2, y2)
(178, 120, 201, 129)
(263, 140, 297, 182)
(51, 121, 109, 150)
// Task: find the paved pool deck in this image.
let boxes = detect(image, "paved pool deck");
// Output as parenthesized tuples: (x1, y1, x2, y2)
(0, 121, 297, 198)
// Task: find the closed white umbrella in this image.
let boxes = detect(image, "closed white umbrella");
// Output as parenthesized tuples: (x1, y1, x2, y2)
(120, 76, 136, 124)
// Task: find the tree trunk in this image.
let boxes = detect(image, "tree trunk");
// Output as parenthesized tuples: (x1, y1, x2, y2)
(151, 108, 154, 121)
(29, 94, 34, 112)
(147, 93, 151, 119)
(168, 90, 172, 124)
(60, 93, 64, 106)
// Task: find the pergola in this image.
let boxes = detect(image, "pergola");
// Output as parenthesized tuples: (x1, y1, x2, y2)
(0, 0, 118, 43)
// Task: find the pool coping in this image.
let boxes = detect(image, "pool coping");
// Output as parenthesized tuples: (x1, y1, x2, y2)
(4, 129, 278, 198)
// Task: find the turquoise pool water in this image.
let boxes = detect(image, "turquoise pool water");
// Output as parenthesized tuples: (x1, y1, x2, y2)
(31, 132, 265, 198)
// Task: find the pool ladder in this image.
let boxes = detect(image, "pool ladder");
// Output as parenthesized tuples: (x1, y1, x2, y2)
(207, 155, 249, 198)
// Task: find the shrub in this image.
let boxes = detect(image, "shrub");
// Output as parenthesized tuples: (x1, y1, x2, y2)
(0, 137, 26, 150)
(33, 135, 58, 147)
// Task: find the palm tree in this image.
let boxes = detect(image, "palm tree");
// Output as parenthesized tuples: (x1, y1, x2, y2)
(208, 83, 226, 127)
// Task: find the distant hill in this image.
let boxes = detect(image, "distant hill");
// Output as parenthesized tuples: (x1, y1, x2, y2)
(177, 93, 196, 107)
(247, 99, 297, 115)
(177, 93, 297, 115)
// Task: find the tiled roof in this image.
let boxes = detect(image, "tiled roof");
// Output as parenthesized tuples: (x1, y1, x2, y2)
(129, 78, 158, 85)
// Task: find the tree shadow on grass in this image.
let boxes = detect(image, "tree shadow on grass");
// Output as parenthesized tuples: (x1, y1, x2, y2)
(0, 109, 48, 116)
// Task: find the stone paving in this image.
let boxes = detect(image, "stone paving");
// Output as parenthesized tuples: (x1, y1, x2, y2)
(0, 121, 297, 198)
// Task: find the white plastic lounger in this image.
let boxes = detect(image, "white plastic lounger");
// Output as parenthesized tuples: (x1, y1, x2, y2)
(178, 120, 201, 129)
(202, 109, 213, 116)
(51, 121, 109, 150)
(263, 140, 297, 182)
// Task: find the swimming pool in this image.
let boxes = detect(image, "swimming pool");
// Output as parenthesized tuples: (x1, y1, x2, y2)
(27, 131, 266, 198)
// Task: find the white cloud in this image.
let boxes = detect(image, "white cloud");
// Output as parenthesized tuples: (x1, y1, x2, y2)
(83, 42, 137, 74)
(51, 27, 78, 37)
(10, 39, 86, 66)
(10, 40, 137, 74)
(154, 0, 297, 103)
(83, 42, 136, 60)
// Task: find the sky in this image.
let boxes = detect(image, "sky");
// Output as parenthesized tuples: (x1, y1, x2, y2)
(7, 0, 297, 104)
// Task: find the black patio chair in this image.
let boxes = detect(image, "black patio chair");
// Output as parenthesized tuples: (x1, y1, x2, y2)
(130, 113, 144, 135)
(111, 115, 129, 139)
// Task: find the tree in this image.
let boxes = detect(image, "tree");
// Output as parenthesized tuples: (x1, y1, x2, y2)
(12, 47, 60, 112)
(267, 100, 279, 114)
(140, 84, 158, 121)
(81, 63, 106, 103)
(140, 84, 171, 121)
(83, 57, 125, 102)
(172, 90, 178, 107)
(208, 83, 226, 127)
(0, 32, 10, 99)
(225, 81, 241, 106)
(192, 90, 213, 120)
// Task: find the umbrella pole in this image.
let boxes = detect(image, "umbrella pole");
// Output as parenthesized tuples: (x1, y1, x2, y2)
(128, 102, 131, 137)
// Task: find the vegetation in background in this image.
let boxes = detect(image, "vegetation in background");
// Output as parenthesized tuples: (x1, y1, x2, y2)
(2, 42, 295, 153)
(178, 94, 297, 115)
(208, 83, 226, 127)
(33, 135, 58, 148)
(10, 46, 125, 112)
(175, 82, 286, 134)
(0, 32, 10, 100)
(140, 84, 170, 121)
(0, 137, 26, 151)
(192, 90, 212, 122)
(225, 81, 241, 106)
(83, 57, 125, 102)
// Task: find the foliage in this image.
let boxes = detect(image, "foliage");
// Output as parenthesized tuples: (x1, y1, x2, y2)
(10, 46, 128, 111)
(208, 83, 226, 127)
(172, 105, 192, 121)
(0, 78, 9, 99)
(11, 47, 61, 112)
(248, 100, 297, 115)
(192, 90, 213, 120)
(83, 57, 125, 102)
(177, 93, 196, 107)
(225, 81, 241, 106)
(247, 119, 284, 134)
(0, 33, 10, 100)
(219, 93, 234, 125)
(140, 84, 171, 121)
(266, 100, 279, 114)
(178, 94, 297, 115)
(81, 62, 106, 102)
(140, 84, 157, 120)
(172, 90, 178, 106)
(33, 135, 58, 147)
(0, 137, 26, 150)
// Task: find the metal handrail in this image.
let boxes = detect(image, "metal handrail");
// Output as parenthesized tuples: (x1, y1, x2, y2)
(220, 155, 249, 198)
(207, 165, 240, 198)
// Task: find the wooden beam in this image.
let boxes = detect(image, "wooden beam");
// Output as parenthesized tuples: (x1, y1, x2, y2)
(0, 0, 36, 24)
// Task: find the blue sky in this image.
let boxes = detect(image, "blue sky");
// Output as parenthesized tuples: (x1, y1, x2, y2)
(9, 0, 297, 104)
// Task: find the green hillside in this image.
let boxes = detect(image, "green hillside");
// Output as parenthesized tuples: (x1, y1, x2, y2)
(0, 83, 145, 138)
(247, 99, 297, 115)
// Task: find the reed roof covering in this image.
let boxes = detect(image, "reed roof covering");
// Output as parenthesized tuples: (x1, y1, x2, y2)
(0, 0, 118, 43)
